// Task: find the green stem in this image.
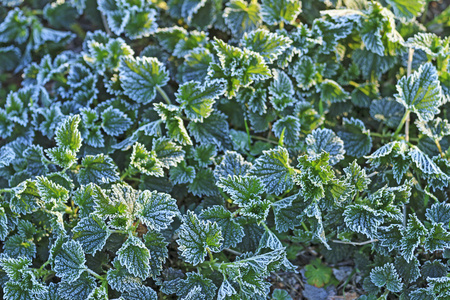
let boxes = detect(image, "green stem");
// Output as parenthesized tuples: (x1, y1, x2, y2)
(206, 248, 214, 262)
(244, 119, 251, 149)
(156, 86, 171, 105)
(369, 132, 391, 138)
(435, 139, 444, 158)
(393, 109, 410, 138)
(0, 188, 13, 194)
(101, 12, 112, 36)
(251, 135, 278, 145)
(86, 268, 104, 281)
(120, 167, 132, 181)
(279, 21, 284, 30)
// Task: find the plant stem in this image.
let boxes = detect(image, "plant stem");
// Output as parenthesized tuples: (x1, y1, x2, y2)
(0, 188, 12, 194)
(244, 119, 251, 149)
(435, 139, 444, 158)
(223, 248, 242, 256)
(251, 135, 278, 145)
(393, 109, 410, 138)
(120, 167, 132, 181)
(206, 248, 214, 262)
(156, 86, 171, 105)
(404, 47, 414, 143)
(101, 13, 112, 36)
(369, 132, 391, 138)
(331, 239, 378, 246)
(86, 268, 104, 281)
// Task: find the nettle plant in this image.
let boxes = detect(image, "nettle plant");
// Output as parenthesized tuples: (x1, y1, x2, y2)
(1, 0, 450, 299)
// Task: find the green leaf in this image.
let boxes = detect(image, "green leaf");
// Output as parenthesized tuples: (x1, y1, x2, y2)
(55, 115, 82, 153)
(0, 256, 31, 281)
(24, 145, 48, 176)
(137, 190, 178, 231)
(54, 240, 86, 282)
(386, 0, 425, 21)
(394, 256, 420, 284)
(370, 263, 403, 292)
(106, 259, 142, 292)
(304, 258, 332, 288)
(271, 289, 292, 300)
(400, 214, 428, 261)
(320, 79, 350, 103)
(395, 62, 443, 121)
(306, 128, 345, 165)
(423, 223, 450, 252)
(405, 33, 449, 57)
(223, 0, 261, 37)
(193, 144, 217, 167)
(117, 235, 151, 280)
(269, 69, 295, 111)
(242, 29, 292, 63)
(0, 145, 15, 167)
(272, 116, 301, 146)
(143, 231, 168, 278)
(73, 215, 110, 255)
(4, 234, 36, 259)
(370, 98, 405, 129)
(337, 117, 372, 158)
(188, 112, 232, 150)
(200, 205, 244, 248)
(177, 211, 223, 265)
(175, 79, 226, 122)
(152, 137, 185, 168)
(176, 272, 217, 299)
(58, 272, 96, 300)
(218, 175, 264, 206)
(101, 106, 132, 137)
(188, 168, 218, 196)
(36, 176, 69, 203)
(261, 0, 301, 25)
(249, 147, 294, 195)
(119, 56, 169, 104)
(78, 154, 120, 185)
(169, 161, 196, 184)
(344, 204, 384, 238)
(214, 151, 252, 180)
(130, 143, 164, 177)
(45, 146, 77, 169)
(426, 202, 450, 226)
(154, 103, 192, 146)
(415, 118, 450, 141)
(121, 285, 158, 300)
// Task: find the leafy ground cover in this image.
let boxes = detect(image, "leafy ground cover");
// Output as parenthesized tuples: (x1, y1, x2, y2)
(0, 0, 450, 299)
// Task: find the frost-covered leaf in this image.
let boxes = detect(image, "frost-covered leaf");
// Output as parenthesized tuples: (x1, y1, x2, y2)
(117, 236, 151, 280)
(426, 202, 450, 226)
(130, 143, 164, 177)
(218, 175, 264, 206)
(177, 211, 223, 265)
(320, 79, 349, 103)
(405, 33, 449, 57)
(36, 176, 69, 203)
(416, 118, 450, 141)
(386, 0, 425, 21)
(337, 117, 372, 157)
(188, 112, 232, 150)
(58, 272, 96, 300)
(0, 146, 15, 167)
(214, 151, 252, 180)
(200, 206, 244, 248)
(242, 29, 292, 63)
(143, 231, 168, 278)
(107, 259, 142, 292)
(54, 240, 86, 282)
(169, 161, 196, 184)
(261, 0, 301, 25)
(177, 272, 217, 299)
(223, 0, 261, 37)
(121, 285, 158, 300)
(175, 79, 226, 122)
(119, 56, 169, 104)
(73, 215, 110, 255)
(188, 168, 218, 196)
(370, 263, 403, 292)
(101, 107, 132, 137)
(395, 62, 443, 122)
(343, 204, 383, 238)
(249, 147, 294, 195)
(154, 103, 192, 145)
(137, 190, 178, 231)
(306, 128, 345, 165)
(394, 256, 420, 284)
(269, 69, 295, 111)
(423, 223, 450, 252)
(55, 115, 82, 153)
(152, 137, 184, 168)
(78, 154, 120, 185)
(370, 98, 405, 129)
(273, 116, 300, 146)
(400, 214, 428, 261)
